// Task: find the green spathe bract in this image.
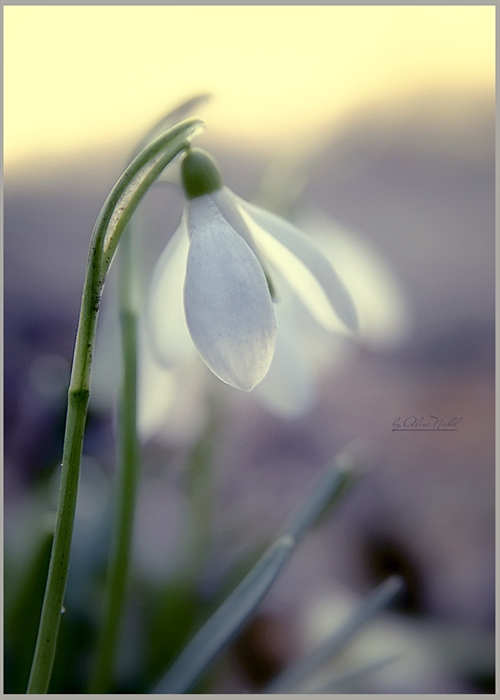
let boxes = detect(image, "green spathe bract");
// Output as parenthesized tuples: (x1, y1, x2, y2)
(181, 147, 223, 199)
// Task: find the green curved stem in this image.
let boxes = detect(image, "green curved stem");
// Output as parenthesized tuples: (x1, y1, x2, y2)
(90, 102, 208, 691)
(26, 118, 202, 694)
(100, 119, 203, 278)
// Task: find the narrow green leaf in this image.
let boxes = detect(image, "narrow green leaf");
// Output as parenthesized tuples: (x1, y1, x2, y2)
(265, 576, 404, 693)
(152, 536, 295, 694)
(280, 439, 365, 542)
(133, 94, 212, 158)
(306, 653, 400, 693)
(5, 528, 53, 693)
(152, 441, 365, 694)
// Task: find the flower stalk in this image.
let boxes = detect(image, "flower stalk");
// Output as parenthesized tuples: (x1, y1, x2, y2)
(89, 102, 210, 691)
(26, 117, 202, 694)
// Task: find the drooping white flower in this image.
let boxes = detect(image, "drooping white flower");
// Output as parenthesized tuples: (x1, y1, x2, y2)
(145, 148, 358, 393)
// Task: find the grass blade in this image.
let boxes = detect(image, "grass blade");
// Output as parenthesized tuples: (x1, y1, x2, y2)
(306, 653, 400, 693)
(152, 536, 294, 693)
(152, 441, 364, 694)
(265, 575, 404, 693)
(280, 439, 365, 542)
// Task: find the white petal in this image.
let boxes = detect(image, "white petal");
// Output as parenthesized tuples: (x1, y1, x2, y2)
(184, 195, 276, 391)
(137, 329, 178, 441)
(252, 270, 349, 417)
(145, 218, 194, 367)
(296, 212, 412, 348)
(252, 299, 315, 417)
(237, 197, 359, 331)
(210, 187, 273, 278)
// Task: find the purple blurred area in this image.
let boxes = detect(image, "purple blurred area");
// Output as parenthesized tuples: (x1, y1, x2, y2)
(4, 91, 495, 692)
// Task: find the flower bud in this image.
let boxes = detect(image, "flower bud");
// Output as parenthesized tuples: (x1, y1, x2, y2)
(181, 148, 223, 199)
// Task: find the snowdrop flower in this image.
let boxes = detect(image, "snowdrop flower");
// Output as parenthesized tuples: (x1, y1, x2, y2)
(145, 148, 358, 393)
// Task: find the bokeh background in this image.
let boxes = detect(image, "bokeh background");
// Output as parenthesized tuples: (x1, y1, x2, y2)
(4, 4, 495, 694)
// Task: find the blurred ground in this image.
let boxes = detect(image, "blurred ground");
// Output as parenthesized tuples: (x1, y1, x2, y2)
(4, 90, 495, 693)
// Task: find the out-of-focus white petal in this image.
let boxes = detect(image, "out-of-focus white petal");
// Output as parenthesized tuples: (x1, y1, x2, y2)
(184, 195, 276, 391)
(137, 333, 177, 441)
(252, 281, 315, 417)
(297, 212, 412, 348)
(236, 197, 359, 332)
(253, 268, 350, 417)
(137, 324, 207, 446)
(145, 218, 194, 367)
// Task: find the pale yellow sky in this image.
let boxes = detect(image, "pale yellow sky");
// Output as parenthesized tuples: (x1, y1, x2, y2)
(4, 5, 495, 169)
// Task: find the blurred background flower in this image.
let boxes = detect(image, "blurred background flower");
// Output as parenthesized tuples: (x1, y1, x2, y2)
(4, 4, 494, 694)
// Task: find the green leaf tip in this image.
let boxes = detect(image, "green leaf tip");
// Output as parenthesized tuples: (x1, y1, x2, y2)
(181, 147, 223, 199)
